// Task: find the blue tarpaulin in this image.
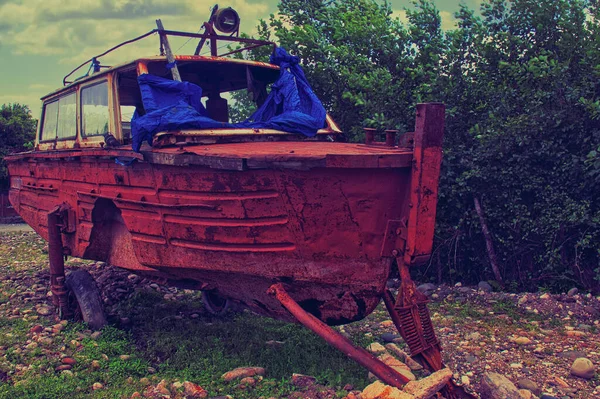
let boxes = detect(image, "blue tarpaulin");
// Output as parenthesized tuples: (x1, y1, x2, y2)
(131, 48, 327, 152)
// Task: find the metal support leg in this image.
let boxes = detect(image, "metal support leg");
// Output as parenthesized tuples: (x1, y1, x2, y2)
(384, 254, 476, 399)
(268, 283, 411, 389)
(48, 205, 70, 319)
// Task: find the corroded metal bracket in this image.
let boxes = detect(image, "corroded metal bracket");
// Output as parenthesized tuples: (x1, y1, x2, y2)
(380, 220, 408, 257)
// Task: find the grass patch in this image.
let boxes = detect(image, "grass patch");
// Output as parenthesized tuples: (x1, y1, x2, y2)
(118, 290, 370, 396)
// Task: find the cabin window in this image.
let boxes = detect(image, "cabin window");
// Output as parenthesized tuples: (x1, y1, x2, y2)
(81, 81, 109, 137)
(40, 101, 59, 141)
(40, 92, 76, 141)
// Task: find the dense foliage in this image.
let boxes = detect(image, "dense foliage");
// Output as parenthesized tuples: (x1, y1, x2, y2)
(0, 104, 36, 191)
(240, 0, 600, 291)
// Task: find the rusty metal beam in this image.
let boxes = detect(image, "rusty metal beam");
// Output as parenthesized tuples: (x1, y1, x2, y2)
(48, 204, 70, 318)
(268, 283, 411, 389)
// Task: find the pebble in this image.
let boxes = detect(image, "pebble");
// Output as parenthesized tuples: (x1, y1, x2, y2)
(91, 360, 100, 370)
(155, 380, 170, 396)
(513, 336, 532, 345)
(571, 357, 595, 379)
(480, 372, 522, 399)
(29, 325, 43, 334)
(36, 306, 52, 316)
(380, 332, 401, 342)
(466, 332, 482, 341)
(518, 296, 529, 305)
(183, 381, 208, 398)
(557, 350, 586, 361)
(478, 281, 493, 292)
(517, 378, 541, 395)
(92, 382, 103, 390)
(519, 389, 533, 399)
(239, 376, 256, 386)
(379, 320, 394, 328)
(61, 357, 76, 365)
(291, 373, 316, 387)
(367, 342, 386, 354)
(221, 366, 265, 382)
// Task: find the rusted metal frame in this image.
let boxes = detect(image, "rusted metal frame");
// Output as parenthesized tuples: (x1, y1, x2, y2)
(268, 283, 411, 389)
(63, 29, 275, 85)
(404, 103, 445, 261)
(163, 29, 275, 48)
(64, 29, 159, 85)
(194, 22, 214, 55)
(379, 104, 475, 398)
(218, 42, 272, 58)
(48, 204, 72, 318)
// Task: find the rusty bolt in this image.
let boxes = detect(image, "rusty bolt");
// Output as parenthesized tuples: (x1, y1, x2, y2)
(396, 228, 402, 235)
(392, 250, 399, 256)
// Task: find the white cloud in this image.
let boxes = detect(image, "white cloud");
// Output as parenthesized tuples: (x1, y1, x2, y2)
(0, 0, 270, 58)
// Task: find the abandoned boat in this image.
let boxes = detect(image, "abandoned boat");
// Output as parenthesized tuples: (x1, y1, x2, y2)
(6, 6, 473, 398)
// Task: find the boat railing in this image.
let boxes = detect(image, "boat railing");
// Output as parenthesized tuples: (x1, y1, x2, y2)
(63, 28, 276, 86)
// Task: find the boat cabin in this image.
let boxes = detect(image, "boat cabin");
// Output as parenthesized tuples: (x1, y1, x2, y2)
(36, 55, 341, 153)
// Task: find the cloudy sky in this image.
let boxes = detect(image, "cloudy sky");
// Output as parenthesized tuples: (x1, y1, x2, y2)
(0, 0, 480, 118)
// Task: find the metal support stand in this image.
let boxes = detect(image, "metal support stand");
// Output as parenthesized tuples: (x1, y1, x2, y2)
(268, 283, 412, 389)
(383, 254, 475, 399)
(48, 204, 71, 319)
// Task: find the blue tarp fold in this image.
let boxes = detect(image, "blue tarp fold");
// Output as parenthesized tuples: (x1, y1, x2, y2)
(131, 48, 326, 152)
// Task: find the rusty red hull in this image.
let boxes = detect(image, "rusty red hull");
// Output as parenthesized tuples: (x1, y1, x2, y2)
(7, 141, 417, 324)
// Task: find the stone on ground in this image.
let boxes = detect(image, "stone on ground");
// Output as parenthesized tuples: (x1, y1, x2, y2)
(403, 368, 452, 398)
(368, 342, 387, 355)
(384, 343, 423, 371)
(183, 381, 208, 398)
(480, 372, 522, 399)
(516, 378, 540, 395)
(361, 381, 413, 399)
(370, 354, 415, 382)
(478, 281, 493, 292)
(221, 366, 265, 382)
(291, 373, 316, 387)
(570, 357, 595, 379)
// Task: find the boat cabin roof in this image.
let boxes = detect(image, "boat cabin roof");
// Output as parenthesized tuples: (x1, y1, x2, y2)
(42, 55, 280, 101)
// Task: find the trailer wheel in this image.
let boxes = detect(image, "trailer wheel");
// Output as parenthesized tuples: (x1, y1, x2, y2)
(202, 290, 230, 316)
(65, 269, 107, 330)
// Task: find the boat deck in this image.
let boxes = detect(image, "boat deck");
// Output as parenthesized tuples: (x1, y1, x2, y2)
(143, 142, 413, 170)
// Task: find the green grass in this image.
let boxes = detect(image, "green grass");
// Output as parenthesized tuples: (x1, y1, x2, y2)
(118, 290, 370, 392)
(0, 231, 372, 398)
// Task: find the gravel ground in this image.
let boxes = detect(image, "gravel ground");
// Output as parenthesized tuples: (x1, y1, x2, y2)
(0, 230, 599, 398)
(0, 224, 32, 233)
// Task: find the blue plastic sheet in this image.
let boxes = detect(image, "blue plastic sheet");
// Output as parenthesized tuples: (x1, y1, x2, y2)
(131, 48, 327, 152)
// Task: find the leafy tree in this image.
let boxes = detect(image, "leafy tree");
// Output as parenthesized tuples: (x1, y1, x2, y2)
(0, 104, 37, 191)
(258, 0, 600, 291)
